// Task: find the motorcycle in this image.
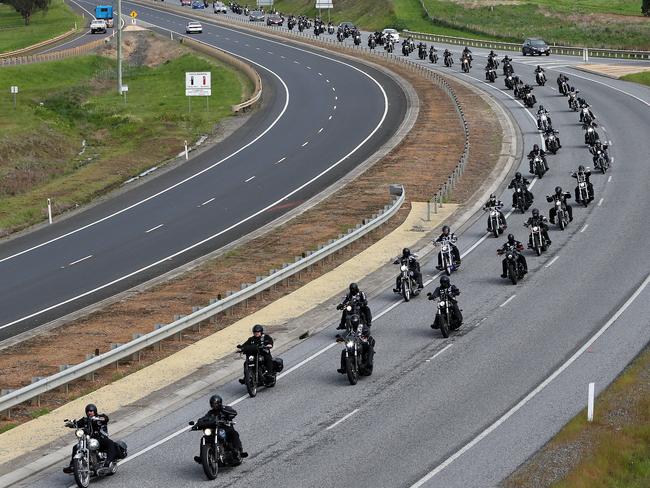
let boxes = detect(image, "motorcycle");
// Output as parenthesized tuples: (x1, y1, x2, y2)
(485, 67, 497, 83)
(336, 30, 344, 42)
(63, 419, 127, 488)
(574, 171, 591, 207)
(353, 33, 361, 45)
(544, 129, 561, 154)
(552, 199, 569, 230)
(461, 56, 470, 73)
(523, 91, 536, 108)
(485, 205, 506, 237)
(531, 155, 547, 179)
(328, 24, 335, 35)
(504, 74, 515, 90)
(559, 79, 569, 96)
(512, 184, 529, 214)
(536, 71, 546, 86)
(236, 344, 283, 397)
(287, 18, 295, 30)
(502, 60, 513, 76)
(497, 244, 526, 285)
(418, 44, 427, 60)
(568, 91, 579, 111)
(537, 112, 552, 132)
(436, 236, 459, 276)
(594, 148, 609, 174)
(580, 106, 594, 125)
(444, 52, 453, 67)
(429, 289, 461, 338)
(188, 414, 242, 480)
(402, 42, 410, 56)
(335, 314, 374, 385)
(394, 259, 420, 302)
(584, 123, 599, 146)
(385, 40, 394, 53)
(429, 49, 438, 64)
(524, 222, 547, 256)
(368, 35, 376, 49)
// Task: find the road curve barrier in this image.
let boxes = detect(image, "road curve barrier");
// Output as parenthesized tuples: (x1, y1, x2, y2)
(0, 186, 405, 416)
(0, 27, 78, 59)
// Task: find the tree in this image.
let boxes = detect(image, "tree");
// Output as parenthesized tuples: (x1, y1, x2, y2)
(6, 0, 52, 25)
(643, 0, 650, 17)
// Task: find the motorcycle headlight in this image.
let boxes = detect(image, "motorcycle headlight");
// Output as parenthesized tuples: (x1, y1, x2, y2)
(556, 201, 561, 206)
(400, 265, 407, 272)
(88, 438, 100, 450)
(203, 428, 213, 436)
(516, 188, 522, 193)
(579, 182, 586, 188)
(597, 150, 602, 154)
(346, 305, 352, 312)
(507, 253, 514, 259)
(75, 429, 84, 438)
(532, 226, 539, 232)
(346, 340, 354, 348)
(442, 245, 449, 252)
(438, 301, 447, 307)
(248, 355, 254, 361)
(490, 211, 497, 216)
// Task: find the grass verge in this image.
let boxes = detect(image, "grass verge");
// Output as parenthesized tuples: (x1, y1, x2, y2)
(621, 71, 650, 87)
(0, 31, 249, 235)
(504, 344, 650, 488)
(0, 0, 83, 53)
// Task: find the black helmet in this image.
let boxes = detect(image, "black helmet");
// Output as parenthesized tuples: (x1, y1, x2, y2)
(533, 144, 539, 151)
(442, 225, 450, 234)
(209, 394, 223, 410)
(532, 208, 540, 217)
(539, 105, 544, 111)
(555, 186, 563, 195)
(402, 247, 411, 257)
(440, 275, 450, 287)
(252, 324, 264, 334)
(350, 314, 360, 327)
(537, 65, 541, 69)
(507, 234, 515, 243)
(349, 282, 359, 294)
(515, 171, 522, 179)
(85, 404, 97, 416)
(489, 193, 496, 200)
(578, 165, 585, 172)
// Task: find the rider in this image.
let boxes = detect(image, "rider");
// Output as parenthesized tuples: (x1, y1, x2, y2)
(534, 65, 546, 81)
(443, 48, 452, 62)
(427, 276, 462, 328)
(557, 73, 569, 92)
(336, 315, 375, 375)
(508, 172, 534, 209)
(462, 46, 473, 67)
(571, 165, 595, 202)
(579, 101, 595, 122)
(238, 324, 274, 382)
(546, 186, 573, 223)
(498, 234, 528, 278)
(589, 140, 610, 164)
(193, 395, 247, 463)
(536, 105, 551, 128)
(524, 208, 551, 248)
(483, 194, 507, 231)
(337, 283, 372, 330)
(528, 143, 549, 172)
(393, 247, 424, 291)
(435, 225, 461, 270)
(487, 49, 498, 69)
(63, 404, 118, 474)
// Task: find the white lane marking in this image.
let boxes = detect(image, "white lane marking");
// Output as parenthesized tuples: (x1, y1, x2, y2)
(306, 66, 312, 70)
(580, 224, 589, 233)
(499, 294, 517, 308)
(267, 51, 273, 54)
(601, 126, 607, 132)
(318, 127, 324, 134)
(318, 72, 322, 76)
(544, 255, 559, 268)
(607, 176, 612, 183)
(332, 87, 336, 92)
(244, 43, 249, 46)
(326, 79, 330, 83)
(429, 344, 453, 361)
(293, 60, 300, 64)
(244, 176, 256, 183)
(333, 105, 337, 110)
(280, 55, 285, 58)
(200, 197, 215, 206)
(335, 96, 338, 100)
(565, 71, 650, 107)
(302, 141, 309, 147)
(275, 157, 286, 164)
(549, 87, 556, 91)
(326, 408, 360, 431)
(146, 224, 164, 233)
(409, 273, 650, 487)
(256, 47, 260, 50)
(68, 255, 93, 266)
(328, 115, 333, 120)
(598, 198, 604, 207)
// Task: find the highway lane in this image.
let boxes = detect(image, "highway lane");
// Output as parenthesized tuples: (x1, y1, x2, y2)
(0, 3, 408, 340)
(16, 23, 650, 487)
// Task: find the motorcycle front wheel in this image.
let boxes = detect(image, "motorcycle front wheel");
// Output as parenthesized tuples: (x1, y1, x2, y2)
(402, 280, 410, 302)
(508, 262, 518, 285)
(200, 443, 219, 480)
(244, 366, 257, 397)
(439, 315, 450, 338)
(345, 356, 358, 385)
(73, 457, 90, 488)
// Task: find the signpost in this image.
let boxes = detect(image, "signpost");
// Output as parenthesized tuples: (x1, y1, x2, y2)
(121, 85, 129, 104)
(10, 86, 18, 109)
(130, 10, 137, 25)
(185, 72, 212, 113)
(315, 0, 333, 22)
(257, 0, 273, 8)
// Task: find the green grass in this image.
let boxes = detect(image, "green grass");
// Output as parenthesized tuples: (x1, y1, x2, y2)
(621, 71, 650, 86)
(0, 48, 247, 234)
(0, 0, 83, 53)
(0, 423, 17, 434)
(29, 407, 51, 419)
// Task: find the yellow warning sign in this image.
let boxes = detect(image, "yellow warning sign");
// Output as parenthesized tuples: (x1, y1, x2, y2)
(130, 10, 138, 18)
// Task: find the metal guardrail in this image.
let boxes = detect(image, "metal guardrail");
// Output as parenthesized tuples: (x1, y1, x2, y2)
(0, 27, 78, 59)
(0, 186, 405, 414)
(0, 32, 114, 66)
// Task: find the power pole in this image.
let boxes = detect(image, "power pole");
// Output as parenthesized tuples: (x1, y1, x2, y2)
(117, 0, 123, 94)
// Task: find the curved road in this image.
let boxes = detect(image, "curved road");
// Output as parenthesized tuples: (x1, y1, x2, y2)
(8, 8, 650, 488)
(0, 3, 407, 341)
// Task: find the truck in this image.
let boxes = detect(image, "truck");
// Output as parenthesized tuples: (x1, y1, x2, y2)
(95, 5, 114, 28)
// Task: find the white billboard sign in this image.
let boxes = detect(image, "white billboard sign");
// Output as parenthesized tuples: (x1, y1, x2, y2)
(185, 71, 212, 97)
(315, 0, 333, 8)
(257, 0, 273, 6)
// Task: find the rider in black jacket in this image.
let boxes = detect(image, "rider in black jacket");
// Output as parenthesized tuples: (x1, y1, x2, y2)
(508, 172, 534, 209)
(63, 404, 118, 473)
(528, 144, 549, 172)
(498, 234, 528, 278)
(337, 283, 372, 329)
(483, 194, 507, 230)
(238, 324, 274, 381)
(546, 186, 573, 223)
(393, 247, 423, 291)
(427, 276, 462, 328)
(571, 165, 594, 203)
(193, 395, 247, 463)
(524, 208, 552, 248)
(435, 225, 461, 270)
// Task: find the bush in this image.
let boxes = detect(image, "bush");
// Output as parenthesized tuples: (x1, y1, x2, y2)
(643, 0, 650, 17)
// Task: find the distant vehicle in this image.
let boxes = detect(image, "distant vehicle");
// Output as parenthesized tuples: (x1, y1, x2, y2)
(249, 10, 265, 22)
(213, 1, 227, 13)
(90, 19, 107, 34)
(186, 21, 203, 33)
(522, 38, 550, 56)
(382, 28, 399, 43)
(338, 21, 357, 31)
(180, 0, 191, 6)
(191, 0, 205, 8)
(94, 5, 113, 28)
(266, 14, 283, 26)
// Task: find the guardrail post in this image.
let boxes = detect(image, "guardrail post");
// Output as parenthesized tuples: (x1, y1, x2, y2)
(110, 344, 124, 368)
(58, 365, 71, 394)
(1, 389, 16, 418)
(153, 324, 165, 351)
(191, 307, 202, 332)
(173, 316, 184, 339)
(30, 377, 46, 406)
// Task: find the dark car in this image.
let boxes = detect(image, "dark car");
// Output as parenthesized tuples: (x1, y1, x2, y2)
(522, 38, 550, 56)
(337, 21, 357, 31)
(267, 14, 283, 26)
(249, 10, 265, 22)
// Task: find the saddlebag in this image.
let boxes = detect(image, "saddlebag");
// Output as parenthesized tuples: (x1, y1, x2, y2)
(115, 440, 128, 459)
(273, 358, 284, 373)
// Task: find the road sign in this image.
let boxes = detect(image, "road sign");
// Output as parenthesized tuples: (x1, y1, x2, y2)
(185, 71, 212, 96)
(10, 86, 18, 94)
(315, 0, 333, 8)
(121, 85, 129, 93)
(130, 10, 138, 18)
(257, 0, 273, 7)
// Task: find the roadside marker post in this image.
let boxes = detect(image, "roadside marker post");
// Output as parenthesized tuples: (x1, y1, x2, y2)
(47, 198, 52, 224)
(184, 140, 189, 160)
(10, 86, 18, 109)
(587, 382, 595, 422)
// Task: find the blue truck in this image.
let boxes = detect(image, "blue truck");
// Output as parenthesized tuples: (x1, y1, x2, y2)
(95, 5, 114, 28)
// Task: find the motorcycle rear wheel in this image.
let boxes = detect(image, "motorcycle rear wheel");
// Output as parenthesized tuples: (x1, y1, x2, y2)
(244, 367, 257, 397)
(73, 457, 90, 488)
(200, 444, 219, 480)
(559, 217, 566, 231)
(345, 356, 358, 385)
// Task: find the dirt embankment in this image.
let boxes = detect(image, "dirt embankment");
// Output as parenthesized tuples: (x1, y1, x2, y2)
(0, 49, 502, 429)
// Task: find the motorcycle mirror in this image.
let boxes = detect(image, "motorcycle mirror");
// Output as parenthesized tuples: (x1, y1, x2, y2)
(188, 421, 195, 426)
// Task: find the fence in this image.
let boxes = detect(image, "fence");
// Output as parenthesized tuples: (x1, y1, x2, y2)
(0, 33, 114, 66)
(0, 27, 79, 59)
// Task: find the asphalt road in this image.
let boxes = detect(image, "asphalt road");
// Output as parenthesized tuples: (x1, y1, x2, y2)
(8, 8, 650, 488)
(0, 2, 407, 340)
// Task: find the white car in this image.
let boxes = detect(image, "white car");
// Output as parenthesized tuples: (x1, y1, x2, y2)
(186, 21, 203, 34)
(90, 20, 107, 34)
(213, 1, 227, 13)
(382, 28, 400, 43)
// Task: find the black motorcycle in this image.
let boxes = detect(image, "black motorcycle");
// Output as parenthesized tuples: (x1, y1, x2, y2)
(461, 56, 470, 73)
(336, 309, 374, 385)
(524, 221, 548, 256)
(523, 91, 536, 108)
(485, 205, 506, 238)
(512, 183, 530, 213)
(485, 67, 497, 83)
(444, 52, 453, 67)
(394, 258, 420, 302)
(497, 245, 526, 285)
(550, 199, 569, 230)
(574, 171, 591, 207)
(189, 414, 241, 480)
(64, 419, 127, 488)
(237, 344, 283, 397)
(353, 32, 361, 45)
(568, 91, 579, 111)
(502, 60, 513, 76)
(593, 148, 609, 173)
(504, 74, 515, 90)
(584, 122, 600, 146)
(418, 44, 427, 60)
(535, 71, 546, 86)
(429, 48, 438, 64)
(429, 289, 461, 338)
(544, 129, 561, 154)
